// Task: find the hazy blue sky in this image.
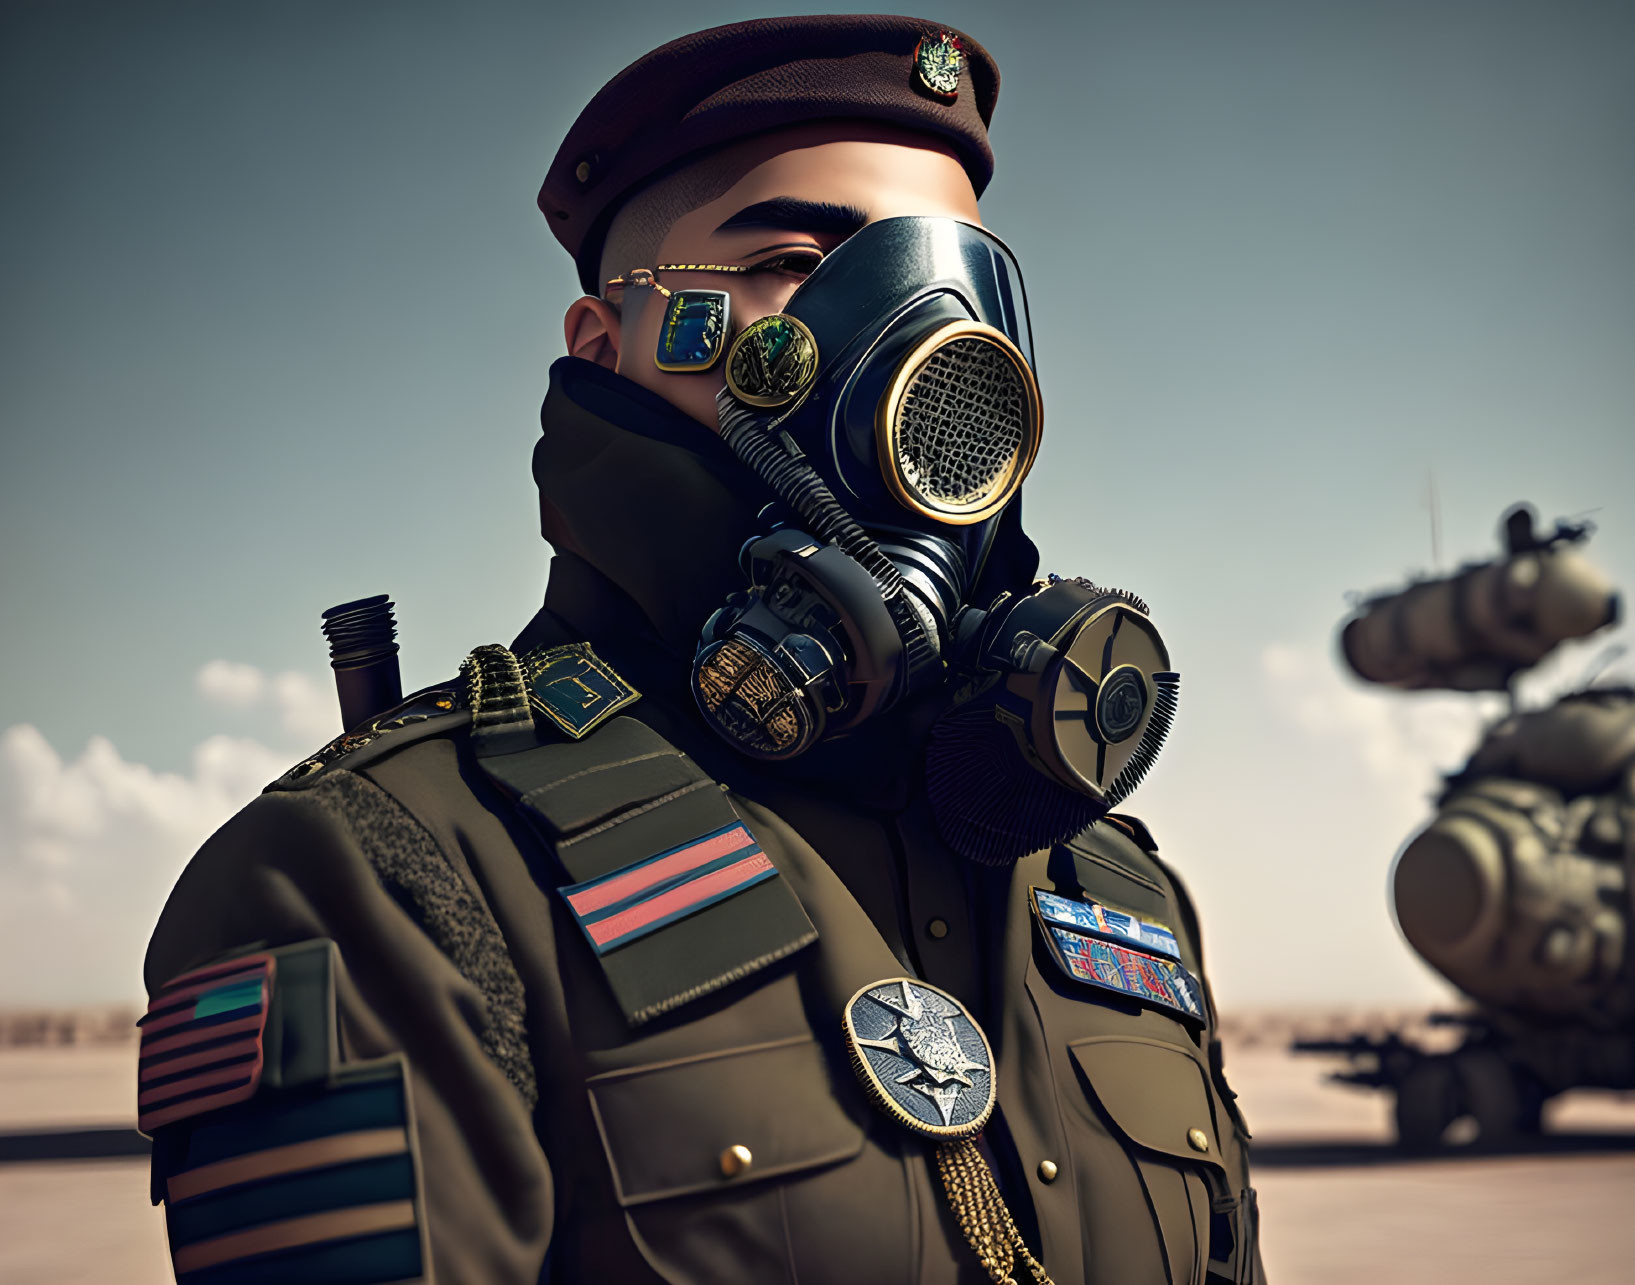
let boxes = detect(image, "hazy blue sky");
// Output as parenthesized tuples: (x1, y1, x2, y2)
(3, 0, 1632, 1006)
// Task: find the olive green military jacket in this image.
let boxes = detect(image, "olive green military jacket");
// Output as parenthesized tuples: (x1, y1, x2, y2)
(144, 646, 1260, 1282)
(142, 364, 1261, 1284)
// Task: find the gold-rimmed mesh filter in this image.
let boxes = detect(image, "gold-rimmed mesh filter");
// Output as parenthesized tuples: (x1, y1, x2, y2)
(878, 322, 1041, 525)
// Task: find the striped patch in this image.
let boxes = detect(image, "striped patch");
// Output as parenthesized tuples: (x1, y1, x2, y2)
(139, 955, 273, 1133)
(1031, 895, 1205, 1024)
(162, 1061, 424, 1285)
(560, 821, 778, 955)
(1033, 888, 1181, 960)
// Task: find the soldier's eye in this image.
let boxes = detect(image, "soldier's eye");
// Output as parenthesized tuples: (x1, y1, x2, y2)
(747, 249, 824, 277)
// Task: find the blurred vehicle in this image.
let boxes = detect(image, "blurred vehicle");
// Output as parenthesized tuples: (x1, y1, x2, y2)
(1298, 504, 1631, 1150)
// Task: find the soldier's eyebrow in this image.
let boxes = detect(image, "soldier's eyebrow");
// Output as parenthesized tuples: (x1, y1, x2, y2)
(714, 197, 870, 236)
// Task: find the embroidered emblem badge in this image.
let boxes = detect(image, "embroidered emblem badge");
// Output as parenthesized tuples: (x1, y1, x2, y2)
(519, 642, 639, 739)
(843, 978, 996, 1139)
(912, 31, 964, 102)
(138, 954, 274, 1133)
(560, 821, 778, 954)
(654, 289, 731, 372)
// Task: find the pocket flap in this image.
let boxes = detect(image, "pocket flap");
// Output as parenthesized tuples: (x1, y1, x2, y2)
(1070, 1036, 1224, 1171)
(587, 1035, 865, 1206)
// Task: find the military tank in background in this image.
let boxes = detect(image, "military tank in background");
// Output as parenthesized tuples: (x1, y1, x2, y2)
(1296, 503, 1633, 1151)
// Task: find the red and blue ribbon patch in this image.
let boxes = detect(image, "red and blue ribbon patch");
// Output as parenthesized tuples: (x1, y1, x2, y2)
(561, 821, 777, 955)
(1030, 888, 1204, 1024)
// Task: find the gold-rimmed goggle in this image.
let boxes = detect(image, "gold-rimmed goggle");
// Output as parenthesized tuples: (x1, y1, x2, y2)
(603, 265, 761, 374)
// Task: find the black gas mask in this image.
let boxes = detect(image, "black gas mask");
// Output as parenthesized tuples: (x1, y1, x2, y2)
(682, 216, 1177, 862)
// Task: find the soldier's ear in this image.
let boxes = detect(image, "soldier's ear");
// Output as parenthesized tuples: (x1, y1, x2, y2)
(564, 296, 622, 370)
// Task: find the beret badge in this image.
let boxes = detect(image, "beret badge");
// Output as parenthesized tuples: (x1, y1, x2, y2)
(912, 31, 964, 102)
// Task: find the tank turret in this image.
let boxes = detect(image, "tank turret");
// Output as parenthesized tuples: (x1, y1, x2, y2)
(1340, 505, 1619, 692)
(1392, 770, 1632, 1023)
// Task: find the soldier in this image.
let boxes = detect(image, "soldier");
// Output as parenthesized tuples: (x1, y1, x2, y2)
(140, 15, 1263, 1285)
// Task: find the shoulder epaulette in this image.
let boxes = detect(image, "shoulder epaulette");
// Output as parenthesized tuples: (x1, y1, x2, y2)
(268, 684, 466, 791)
(465, 643, 817, 1027)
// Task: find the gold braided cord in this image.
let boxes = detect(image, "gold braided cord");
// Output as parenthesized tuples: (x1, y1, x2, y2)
(935, 1141, 1055, 1285)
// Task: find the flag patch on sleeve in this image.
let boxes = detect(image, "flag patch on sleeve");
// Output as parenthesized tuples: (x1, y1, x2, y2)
(139, 955, 273, 1133)
(560, 821, 778, 955)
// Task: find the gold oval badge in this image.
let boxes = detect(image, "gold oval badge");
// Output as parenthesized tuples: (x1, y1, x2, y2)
(842, 978, 996, 1140)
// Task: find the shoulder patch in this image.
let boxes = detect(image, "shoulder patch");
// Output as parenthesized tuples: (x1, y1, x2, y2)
(144, 942, 430, 1283)
(477, 716, 816, 1025)
(161, 1058, 425, 1284)
(518, 641, 639, 739)
(270, 685, 464, 790)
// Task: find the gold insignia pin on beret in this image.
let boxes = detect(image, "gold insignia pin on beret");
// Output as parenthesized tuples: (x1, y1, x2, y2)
(913, 31, 964, 103)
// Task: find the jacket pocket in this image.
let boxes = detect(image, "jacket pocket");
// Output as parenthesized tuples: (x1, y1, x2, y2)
(589, 1034, 863, 1205)
(1071, 1036, 1255, 1285)
(587, 1034, 908, 1285)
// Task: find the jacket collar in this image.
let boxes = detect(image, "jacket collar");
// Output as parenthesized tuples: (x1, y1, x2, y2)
(532, 356, 772, 660)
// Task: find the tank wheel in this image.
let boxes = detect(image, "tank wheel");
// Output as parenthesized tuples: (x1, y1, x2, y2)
(1455, 1048, 1545, 1146)
(1394, 1055, 1462, 1152)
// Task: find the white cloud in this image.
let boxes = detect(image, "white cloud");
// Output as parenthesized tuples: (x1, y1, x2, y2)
(0, 705, 298, 1006)
(271, 670, 343, 745)
(1260, 642, 1499, 800)
(196, 659, 266, 708)
(197, 659, 342, 748)
(0, 662, 355, 1005)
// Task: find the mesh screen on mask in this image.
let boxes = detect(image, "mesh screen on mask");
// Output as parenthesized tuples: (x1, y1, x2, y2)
(896, 337, 1028, 509)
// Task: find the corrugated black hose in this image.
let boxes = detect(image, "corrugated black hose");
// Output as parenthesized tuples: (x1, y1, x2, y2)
(713, 388, 905, 592)
(714, 388, 940, 682)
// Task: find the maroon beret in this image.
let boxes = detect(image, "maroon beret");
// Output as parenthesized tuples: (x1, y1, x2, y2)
(541, 14, 1000, 294)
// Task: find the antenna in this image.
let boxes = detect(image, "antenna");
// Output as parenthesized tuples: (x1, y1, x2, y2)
(1425, 472, 1441, 571)
(321, 595, 403, 730)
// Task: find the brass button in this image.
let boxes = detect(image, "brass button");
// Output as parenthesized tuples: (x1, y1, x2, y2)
(575, 160, 592, 184)
(926, 918, 950, 940)
(719, 1144, 753, 1178)
(1037, 1159, 1059, 1183)
(1186, 1128, 1210, 1154)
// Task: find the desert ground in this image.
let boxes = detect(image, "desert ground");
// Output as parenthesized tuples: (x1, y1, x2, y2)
(3, 1008, 1633, 1284)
